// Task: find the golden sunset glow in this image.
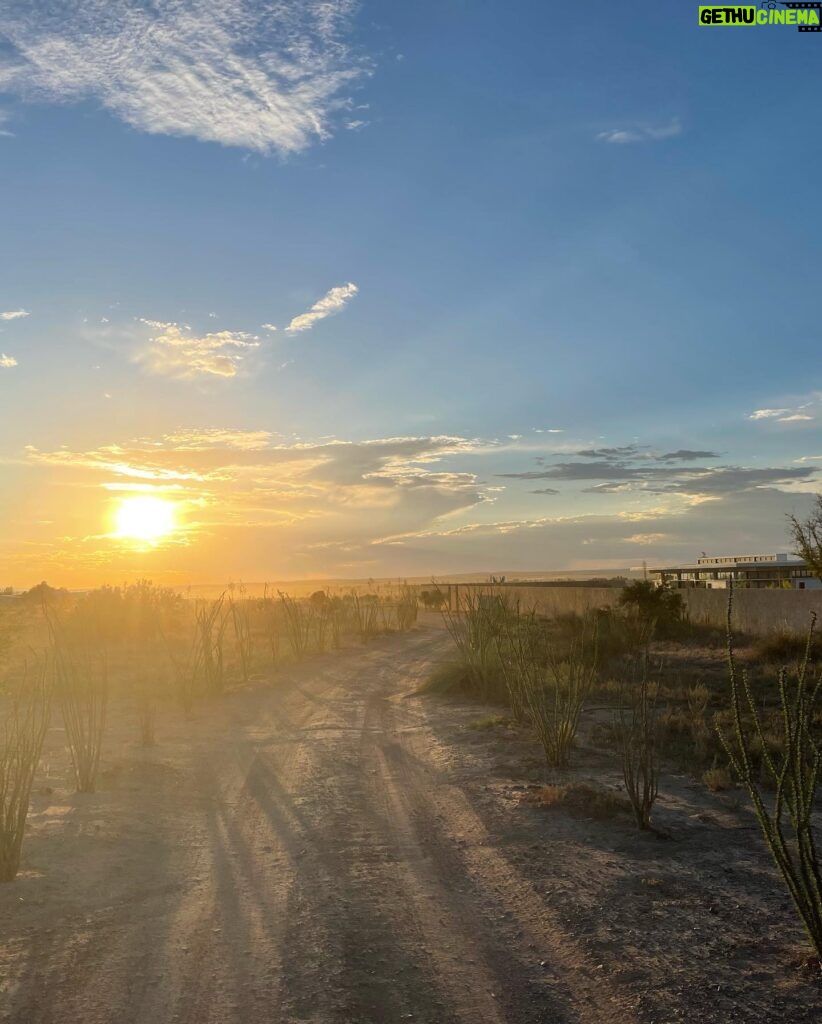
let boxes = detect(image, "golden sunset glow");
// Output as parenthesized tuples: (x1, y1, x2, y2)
(114, 496, 177, 544)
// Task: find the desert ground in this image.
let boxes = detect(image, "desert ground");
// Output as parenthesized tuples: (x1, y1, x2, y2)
(1, 616, 820, 1024)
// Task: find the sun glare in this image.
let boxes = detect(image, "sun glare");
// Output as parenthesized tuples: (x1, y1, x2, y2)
(114, 496, 177, 544)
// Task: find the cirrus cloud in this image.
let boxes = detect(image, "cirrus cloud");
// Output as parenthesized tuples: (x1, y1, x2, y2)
(596, 119, 682, 145)
(0, 1, 367, 154)
(749, 393, 819, 424)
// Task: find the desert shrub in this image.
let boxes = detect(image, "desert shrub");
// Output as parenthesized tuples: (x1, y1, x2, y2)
(195, 595, 229, 695)
(395, 586, 419, 631)
(521, 620, 598, 769)
(657, 708, 724, 769)
(420, 588, 447, 610)
(497, 612, 543, 723)
(0, 611, 15, 670)
(279, 592, 313, 658)
(687, 682, 710, 718)
(618, 580, 684, 637)
(0, 658, 52, 881)
(47, 612, 108, 793)
(617, 654, 660, 830)
(467, 714, 509, 731)
(329, 598, 345, 649)
(260, 587, 282, 664)
(552, 609, 645, 680)
(717, 593, 822, 964)
(755, 629, 822, 665)
(72, 581, 183, 647)
(417, 661, 473, 696)
(524, 781, 629, 820)
(19, 581, 70, 607)
(703, 765, 733, 792)
(314, 598, 332, 652)
(229, 594, 253, 683)
(351, 593, 380, 641)
(441, 589, 513, 702)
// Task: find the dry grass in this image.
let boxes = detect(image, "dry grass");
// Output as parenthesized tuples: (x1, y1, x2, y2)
(703, 766, 733, 792)
(523, 781, 630, 820)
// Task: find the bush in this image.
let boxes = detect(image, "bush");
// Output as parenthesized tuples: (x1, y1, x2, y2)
(517, 616, 599, 769)
(441, 589, 514, 702)
(717, 594, 822, 965)
(524, 781, 630, 820)
(754, 629, 821, 665)
(420, 588, 447, 610)
(703, 766, 733, 792)
(618, 580, 684, 637)
(46, 611, 108, 794)
(0, 659, 52, 881)
(618, 654, 660, 830)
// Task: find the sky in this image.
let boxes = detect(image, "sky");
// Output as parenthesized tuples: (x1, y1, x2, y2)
(1, 0, 821, 587)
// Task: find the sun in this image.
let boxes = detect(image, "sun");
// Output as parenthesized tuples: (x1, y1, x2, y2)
(114, 496, 177, 544)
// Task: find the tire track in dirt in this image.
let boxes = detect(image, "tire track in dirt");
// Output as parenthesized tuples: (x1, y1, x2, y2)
(364, 659, 638, 1024)
(3, 625, 637, 1023)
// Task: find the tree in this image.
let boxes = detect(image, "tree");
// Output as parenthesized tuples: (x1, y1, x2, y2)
(789, 494, 822, 582)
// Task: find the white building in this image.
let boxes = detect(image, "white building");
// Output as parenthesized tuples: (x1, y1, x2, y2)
(648, 553, 821, 590)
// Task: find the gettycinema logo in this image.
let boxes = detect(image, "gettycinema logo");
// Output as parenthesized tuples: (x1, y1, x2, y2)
(699, 2, 822, 30)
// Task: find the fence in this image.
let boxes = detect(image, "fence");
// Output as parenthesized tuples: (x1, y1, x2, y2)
(441, 583, 822, 636)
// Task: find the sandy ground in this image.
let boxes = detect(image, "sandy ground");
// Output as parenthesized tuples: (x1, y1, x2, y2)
(1, 620, 820, 1023)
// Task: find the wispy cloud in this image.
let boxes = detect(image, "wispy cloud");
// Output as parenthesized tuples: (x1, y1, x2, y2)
(749, 408, 791, 420)
(286, 282, 358, 334)
(749, 394, 818, 423)
(0, 354, 18, 368)
(134, 319, 260, 379)
(0, 1, 367, 154)
(596, 119, 682, 145)
(0, 309, 29, 320)
(163, 428, 274, 450)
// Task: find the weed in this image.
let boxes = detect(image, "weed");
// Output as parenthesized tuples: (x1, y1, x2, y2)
(703, 766, 733, 792)
(0, 658, 52, 881)
(467, 715, 509, 731)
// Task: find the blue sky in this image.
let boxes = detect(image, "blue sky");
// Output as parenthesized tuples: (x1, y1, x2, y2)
(1, 1, 821, 585)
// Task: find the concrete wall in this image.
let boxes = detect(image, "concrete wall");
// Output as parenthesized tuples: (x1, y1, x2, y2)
(444, 584, 822, 636)
(445, 585, 621, 618)
(681, 587, 822, 635)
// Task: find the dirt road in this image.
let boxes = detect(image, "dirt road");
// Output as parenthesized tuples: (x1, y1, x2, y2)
(1, 623, 819, 1023)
